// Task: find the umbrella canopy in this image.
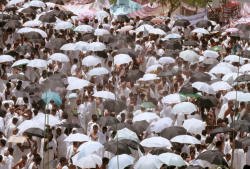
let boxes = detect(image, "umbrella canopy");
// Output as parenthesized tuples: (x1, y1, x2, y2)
(162, 94, 182, 104)
(93, 91, 115, 100)
(196, 20, 212, 28)
(239, 63, 250, 73)
(132, 120, 149, 135)
(134, 155, 164, 169)
(183, 118, 205, 135)
(141, 102, 156, 109)
(174, 19, 190, 27)
(24, 128, 47, 138)
(160, 126, 187, 139)
(82, 55, 102, 67)
(103, 99, 127, 112)
(49, 53, 69, 62)
(150, 147, 172, 155)
(64, 133, 89, 142)
(192, 28, 209, 34)
(24, 83, 46, 93)
(108, 154, 134, 169)
(8, 74, 29, 81)
(179, 50, 200, 63)
(202, 50, 219, 58)
(192, 82, 215, 94)
(162, 40, 181, 50)
(224, 91, 245, 100)
(72, 153, 102, 168)
(199, 96, 219, 108)
(210, 127, 233, 134)
(94, 28, 110, 36)
(88, 42, 106, 51)
(0, 55, 15, 63)
(149, 28, 166, 35)
(74, 25, 94, 33)
(183, 40, 199, 47)
(16, 46, 35, 53)
(224, 55, 244, 63)
(124, 70, 145, 82)
(159, 153, 186, 167)
(77, 141, 103, 159)
(104, 140, 132, 155)
(39, 13, 56, 23)
(211, 81, 232, 91)
(114, 54, 132, 66)
(140, 137, 172, 148)
(151, 117, 173, 133)
(133, 112, 159, 123)
(33, 114, 61, 128)
(164, 33, 182, 39)
(109, 123, 135, 133)
(27, 59, 47, 69)
(171, 135, 201, 144)
(154, 24, 170, 32)
(118, 48, 136, 57)
(66, 79, 90, 90)
(235, 137, 250, 149)
(42, 91, 62, 105)
(230, 120, 250, 132)
(237, 93, 250, 102)
(190, 72, 212, 82)
(197, 150, 228, 167)
(74, 41, 89, 51)
(171, 102, 197, 115)
(87, 67, 109, 76)
(97, 116, 120, 126)
(114, 128, 139, 143)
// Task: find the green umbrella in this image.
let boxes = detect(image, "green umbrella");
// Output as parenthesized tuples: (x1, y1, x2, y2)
(180, 93, 201, 98)
(210, 46, 223, 52)
(141, 102, 156, 109)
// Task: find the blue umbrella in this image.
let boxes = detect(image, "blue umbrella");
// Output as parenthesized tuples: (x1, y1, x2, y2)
(42, 91, 62, 106)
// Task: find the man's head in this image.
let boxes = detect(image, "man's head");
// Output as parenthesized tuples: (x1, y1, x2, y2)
(92, 114, 98, 122)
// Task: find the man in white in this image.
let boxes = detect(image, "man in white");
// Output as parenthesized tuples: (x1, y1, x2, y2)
(56, 128, 68, 159)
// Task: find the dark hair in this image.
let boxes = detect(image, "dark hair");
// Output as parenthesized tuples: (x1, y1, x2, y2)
(102, 157, 109, 164)
(60, 157, 67, 163)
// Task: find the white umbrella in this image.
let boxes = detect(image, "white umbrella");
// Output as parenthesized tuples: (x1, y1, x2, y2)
(146, 64, 163, 73)
(114, 128, 139, 142)
(23, 20, 42, 27)
(24, 1, 45, 8)
(18, 28, 47, 38)
(94, 29, 110, 36)
(151, 117, 173, 133)
(67, 79, 90, 90)
(18, 120, 43, 133)
(224, 55, 244, 63)
(217, 62, 236, 72)
(192, 28, 209, 34)
(164, 33, 182, 39)
(183, 118, 205, 135)
(159, 153, 186, 167)
(93, 91, 115, 100)
(88, 42, 106, 51)
(134, 155, 163, 169)
(135, 24, 154, 33)
(209, 66, 235, 74)
(179, 50, 200, 63)
(64, 133, 89, 142)
(74, 41, 89, 51)
(54, 21, 73, 30)
(225, 28, 239, 33)
(162, 94, 181, 104)
(149, 28, 166, 35)
(158, 57, 175, 65)
(33, 114, 61, 128)
(87, 67, 109, 76)
(202, 50, 219, 58)
(133, 112, 160, 123)
(12, 59, 30, 67)
(237, 93, 250, 102)
(222, 73, 241, 84)
(139, 74, 160, 81)
(239, 64, 250, 73)
(95, 10, 109, 20)
(119, 25, 134, 32)
(224, 91, 245, 100)
(171, 102, 197, 115)
(49, 53, 69, 62)
(60, 43, 76, 51)
(192, 82, 215, 94)
(74, 25, 94, 33)
(27, 59, 47, 68)
(82, 55, 102, 67)
(7, 0, 24, 6)
(140, 137, 172, 148)
(211, 81, 232, 91)
(77, 141, 103, 159)
(114, 54, 132, 66)
(108, 154, 135, 169)
(0, 55, 15, 63)
(72, 153, 102, 168)
(171, 135, 201, 144)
